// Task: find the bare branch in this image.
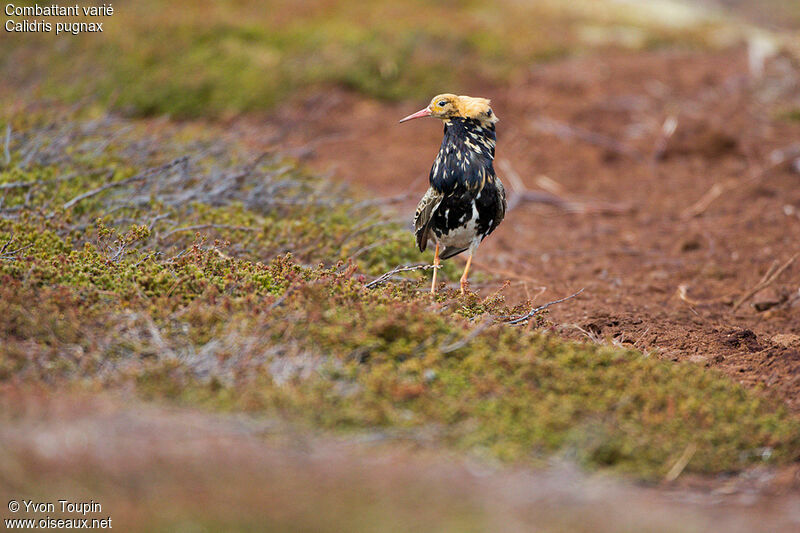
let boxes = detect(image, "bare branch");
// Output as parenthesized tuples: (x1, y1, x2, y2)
(681, 180, 736, 219)
(159, 224, 257, 240)
(0, 235, 12, 255)
(147, 213, 172, 231)
(0, 179, 43, 190)
(62, 156, 188, 210)
(498, 160, 631, 215)
(499, 159, 580, 212)
(133, 251, 162, 268)
(0, 172, 80, 190)
(505, 288, 585, 325)
(226, 152, 272, 182)
(0, 235, 33, 261)
(531, 117, 644, 162)
(20, 136, 42, 169)
(365, 263, 440, 289)
(440, 317, 494, 353)
(733, 253, 798, 311)
(683, 144, 800, 219)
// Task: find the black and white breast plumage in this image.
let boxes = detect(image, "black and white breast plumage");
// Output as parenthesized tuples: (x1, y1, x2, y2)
(414, 116, 506, 259)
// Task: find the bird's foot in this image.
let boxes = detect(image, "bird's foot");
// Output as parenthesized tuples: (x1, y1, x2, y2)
(459, 279, 468, 295)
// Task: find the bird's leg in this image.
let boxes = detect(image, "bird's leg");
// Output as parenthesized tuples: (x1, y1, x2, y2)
(460, 249, 473, 295)
(431, 242, 440, 294)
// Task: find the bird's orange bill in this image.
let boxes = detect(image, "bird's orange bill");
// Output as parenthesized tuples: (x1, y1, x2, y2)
(398, 107, 432, 123)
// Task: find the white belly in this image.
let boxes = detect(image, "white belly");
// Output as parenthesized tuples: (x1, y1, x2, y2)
(435, 203, 482, 250)
(439, 220, 479, 249)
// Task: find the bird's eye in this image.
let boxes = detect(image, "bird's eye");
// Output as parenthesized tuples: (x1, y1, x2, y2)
(437, 100, 448, 107)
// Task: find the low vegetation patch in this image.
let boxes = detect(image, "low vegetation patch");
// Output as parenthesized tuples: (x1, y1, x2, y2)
(1, 110, 798, 479)
(1, 0, 732, 118)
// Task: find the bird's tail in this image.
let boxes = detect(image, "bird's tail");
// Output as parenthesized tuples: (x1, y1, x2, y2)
(439, 246, 468, 260)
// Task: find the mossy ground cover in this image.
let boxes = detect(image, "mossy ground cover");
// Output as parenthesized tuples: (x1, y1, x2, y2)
(1, 109, 798, 480)
(1, 0, 731, 118)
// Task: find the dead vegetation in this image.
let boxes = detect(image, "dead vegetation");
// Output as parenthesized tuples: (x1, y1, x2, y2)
(733, 252, 799, 311)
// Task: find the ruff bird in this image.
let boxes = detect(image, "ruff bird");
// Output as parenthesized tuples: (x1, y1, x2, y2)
(400, 94, 506, 294)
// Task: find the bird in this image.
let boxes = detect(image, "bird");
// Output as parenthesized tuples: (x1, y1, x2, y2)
(399, 94, 506, 295)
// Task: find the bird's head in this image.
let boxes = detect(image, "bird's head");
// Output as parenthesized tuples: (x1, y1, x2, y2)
(399, 94, 498, 126)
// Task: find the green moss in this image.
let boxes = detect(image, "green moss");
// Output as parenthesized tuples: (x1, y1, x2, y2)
(778, 108, 800, 122)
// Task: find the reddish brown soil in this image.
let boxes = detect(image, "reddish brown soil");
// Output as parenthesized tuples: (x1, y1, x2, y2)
(250, 48, 800, 411)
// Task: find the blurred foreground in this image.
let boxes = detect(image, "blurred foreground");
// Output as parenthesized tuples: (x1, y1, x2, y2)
(3, 386, 799, 533)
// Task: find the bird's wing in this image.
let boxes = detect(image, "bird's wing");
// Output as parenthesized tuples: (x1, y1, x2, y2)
(414, 187, 444, 252)
(489, 177, 507, 235)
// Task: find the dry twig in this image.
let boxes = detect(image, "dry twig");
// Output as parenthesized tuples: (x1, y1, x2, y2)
(653, 115, 678, 160)
(469, 258, 543, 284)
(506, 288, 584, 325)
(439, 317, 494, 353)
(365, 263, 440, 289)
(733, 253, 798, 311)
(499, 160, 580, 212)
(683, 144, 800, 219)
(499, 159, 631, 215)
(531, 117, 644, 162)
(681, 180, 737, 219)
(0, 235, 32, 261)
(62, 156, 188, 210)
(159, 224, 257, 240)
(664, 443, 697, 482)
(0, 178, 47, 190)
(676, 284, 702, 306)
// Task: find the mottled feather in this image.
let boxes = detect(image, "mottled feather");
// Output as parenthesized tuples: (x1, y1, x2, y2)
(414, 187, 443, 252)
(489, 177, 507, 236)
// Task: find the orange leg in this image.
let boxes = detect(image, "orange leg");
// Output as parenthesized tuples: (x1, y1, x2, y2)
(431, 242, 440, 294)
(460, 249, 473, 295)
